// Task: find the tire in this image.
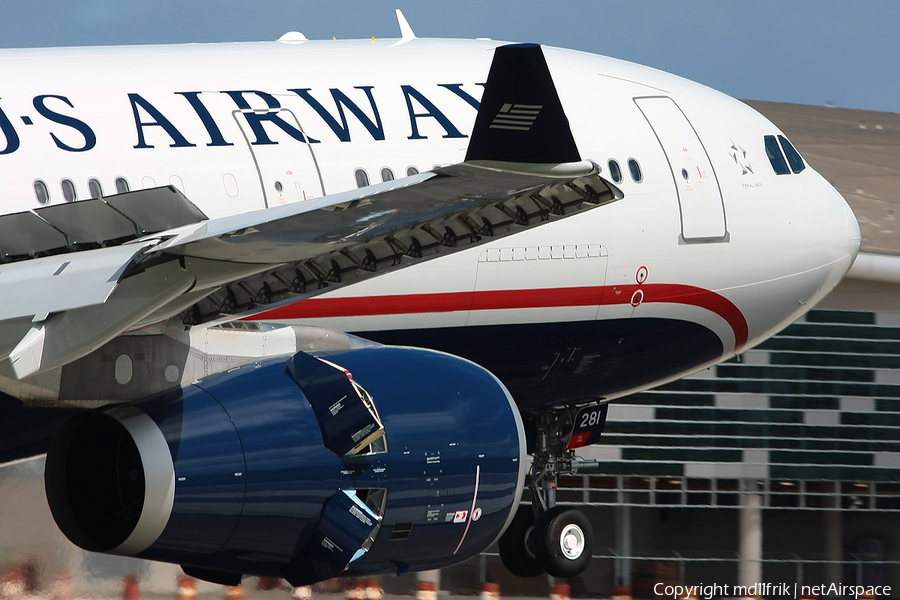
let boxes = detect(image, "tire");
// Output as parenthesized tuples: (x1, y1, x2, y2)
(533, 506, 593, 578)
(498, 504, 545, 577)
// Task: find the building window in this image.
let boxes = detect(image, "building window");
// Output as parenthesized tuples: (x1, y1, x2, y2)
(628, 158, 643, 183)
(34, 180, 50, 205)
(608, 159, 623, 183)
(355, 169, 369, 189)
(61, 178, 77, 202)
(88, 178, 103, 199)
(381, 167, 394, 182)
(115, 177, 130, 193)
(407, 166, 419, 176)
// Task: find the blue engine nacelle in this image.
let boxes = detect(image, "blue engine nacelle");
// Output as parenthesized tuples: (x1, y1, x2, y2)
(44, 346, 526, 585)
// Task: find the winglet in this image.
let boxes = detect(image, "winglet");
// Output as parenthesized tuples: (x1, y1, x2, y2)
(465, 44, 580, 165)
(396, 9, 415, 40)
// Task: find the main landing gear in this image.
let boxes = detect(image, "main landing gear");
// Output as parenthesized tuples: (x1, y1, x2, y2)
(500, 405, 607, 578)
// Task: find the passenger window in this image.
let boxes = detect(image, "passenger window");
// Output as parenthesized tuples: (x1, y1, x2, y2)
(407, 166, 419, 176)
(764, 135, 790, 175)
(355, 169, 369, 188)
(628, 158, 643, 183)
(88, 178, 103, 199)
(607, 159, 623, 183)
(61, 178, 77, 202)
(778, 135, 806, 174)
(115, 177, 130, 193)
(170, 175, 186, 194)
(381, 167, 394, 182)
(34, 180, 50, 205)
(223, 173, 239, 197)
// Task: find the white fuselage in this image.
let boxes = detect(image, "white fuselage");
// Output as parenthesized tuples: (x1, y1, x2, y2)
(0, 38, 860, 408)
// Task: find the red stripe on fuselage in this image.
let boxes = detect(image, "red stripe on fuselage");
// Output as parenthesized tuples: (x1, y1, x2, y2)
(246, 283, 748, 351)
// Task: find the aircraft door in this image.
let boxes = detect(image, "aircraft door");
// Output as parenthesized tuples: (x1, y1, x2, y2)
(233, 109, 325, 208)
(634, 97, 727, 241)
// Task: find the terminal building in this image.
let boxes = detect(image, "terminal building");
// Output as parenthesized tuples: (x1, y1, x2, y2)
(554, 306, 900, 597)
(2, 101, 900, 598)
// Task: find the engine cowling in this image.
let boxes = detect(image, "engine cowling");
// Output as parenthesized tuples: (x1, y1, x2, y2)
(44, 346, 526, 584)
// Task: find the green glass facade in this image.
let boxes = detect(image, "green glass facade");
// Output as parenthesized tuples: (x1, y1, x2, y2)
(572, 309, 900, 504)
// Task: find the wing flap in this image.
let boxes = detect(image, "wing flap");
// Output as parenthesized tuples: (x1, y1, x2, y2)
(35, 199, 138, 248)
(0, 243, 151, 321)
(0, 211, 70, 260)
(159, 163, 599, 264)
(103, 186, 207, 235)
(177, 162, 620, 325)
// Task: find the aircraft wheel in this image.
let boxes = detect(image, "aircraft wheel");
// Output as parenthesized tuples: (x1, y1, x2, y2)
(534, 506, 593, 578)
(498, 505, 544, 577)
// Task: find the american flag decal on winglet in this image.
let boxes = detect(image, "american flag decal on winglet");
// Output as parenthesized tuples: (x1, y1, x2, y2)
(489, 103, 543, 131)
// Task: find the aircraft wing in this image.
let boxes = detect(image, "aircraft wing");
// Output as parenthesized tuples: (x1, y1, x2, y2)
(0, 43, 622, 380)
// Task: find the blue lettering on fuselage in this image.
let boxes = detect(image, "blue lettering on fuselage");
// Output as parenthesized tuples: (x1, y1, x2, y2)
(177, 91, 234, 147)
(224, 90, 320, 145)
(290, 87, 385, 142)
(0, 99, 20, 155)
(129, 93, 196, 149)
(437, 84, 483, 110)
(33, 95, 97, 153)
(1, 83, 481, 156)
(401, 85, 467, 140)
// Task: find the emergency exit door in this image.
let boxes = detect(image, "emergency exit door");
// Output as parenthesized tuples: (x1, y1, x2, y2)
(233, 109, 325, 208)
(635, 97, 727, 241)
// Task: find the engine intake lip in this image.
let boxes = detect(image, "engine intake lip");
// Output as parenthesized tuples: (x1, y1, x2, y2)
(45, 405, 175, 555)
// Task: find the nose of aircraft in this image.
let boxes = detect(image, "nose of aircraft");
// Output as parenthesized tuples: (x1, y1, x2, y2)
(809, 177, 860, 303)
(845, 196, 862, 265)
(825, 175, 861, 271)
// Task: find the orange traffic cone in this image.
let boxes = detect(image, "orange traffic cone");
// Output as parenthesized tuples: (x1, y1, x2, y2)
(0, 567, 26, 600)
(481, 583, 500, 600)
(550, 583, 570, 600)
(224, 583, 244, 600)
(176, 575, 197, 600)
(365, 579, 383, 600)
(417, 581, 437, 600)
(123, 576, 140, 600)
(347, 580, 366, 600)
(258, 578, 281, 591)
(612, 586, 633, 600)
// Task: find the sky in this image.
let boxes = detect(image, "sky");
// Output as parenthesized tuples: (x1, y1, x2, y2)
(0, 0, 898, 113)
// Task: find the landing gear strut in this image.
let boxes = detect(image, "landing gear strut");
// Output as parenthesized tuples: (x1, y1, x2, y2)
(499, 405, 604, 579)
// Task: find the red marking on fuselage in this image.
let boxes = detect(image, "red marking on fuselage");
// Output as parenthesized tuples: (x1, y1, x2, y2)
(245, 283, 748, 352)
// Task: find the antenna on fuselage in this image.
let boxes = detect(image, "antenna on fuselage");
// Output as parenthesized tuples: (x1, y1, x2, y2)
(395, 9, 416, 41)
(278, 31, 308, 43)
